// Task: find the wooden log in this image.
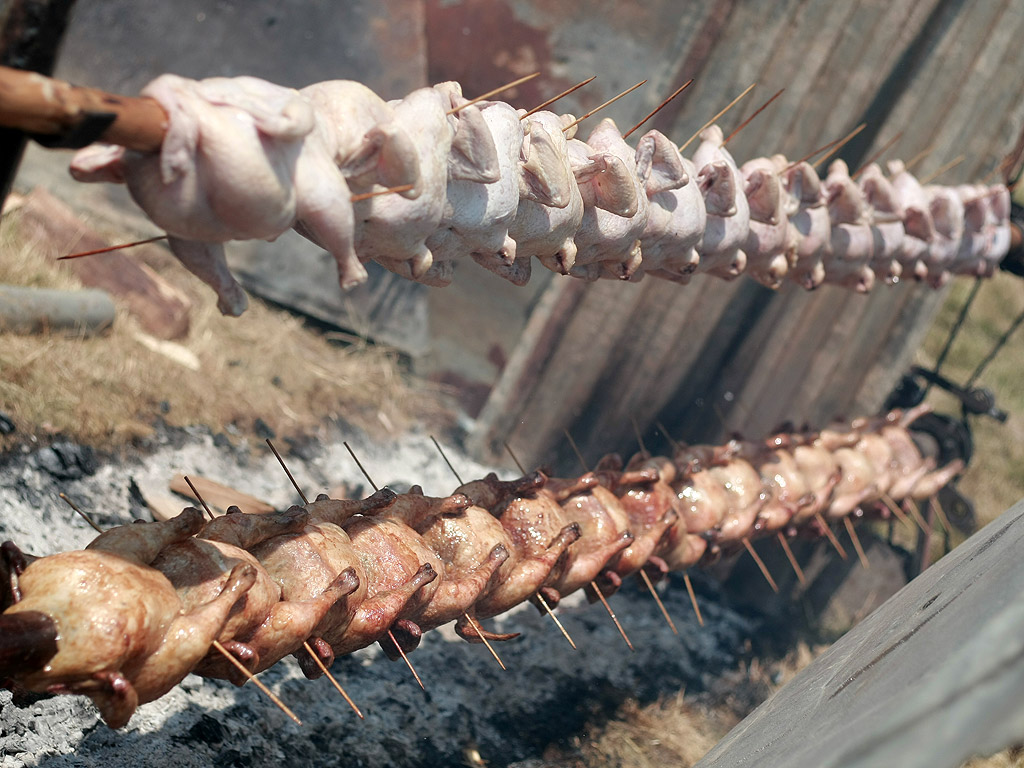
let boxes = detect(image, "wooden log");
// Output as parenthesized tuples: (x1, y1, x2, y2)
(168, 475, 274, 517)
(0, 284, 114, 335)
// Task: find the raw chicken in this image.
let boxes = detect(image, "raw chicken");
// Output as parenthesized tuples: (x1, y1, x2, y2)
(691, 124, 750, 279)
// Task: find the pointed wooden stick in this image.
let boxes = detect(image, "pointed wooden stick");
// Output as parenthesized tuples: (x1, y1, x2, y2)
(344, 441, 379, 492)
(682, 572, 704, 626)
(811, 123, 867, 169)
(58, 492, 103, 533)
(623, 78, 694, 139)
(430, 435, 464, 485)
(679, 83, 756, 152)
(590, 580, 633, 651)
(919, 155, 964, 185)
(630, 415, 648, 454)
(563, 428, 590, 472)
(211, 640, 302, 725)
(267, 438, 309, 504)
(521, 76, 597, 119)
(535, 590, 578, 650)
(302, 640, 363, 719)
(931, 494, 952, 535)
(461, 613, 507, 670)
(503, 441, 527, 474)
(184, 476, 216, 520)
(904, 144, 937, 173)
(784, 131, 856, 172)
(447, 72, 540, 115)
(58, 235, 167, 260)
(880, 492, 914, 532)
(722, 87, 784, 146)
(905, 498, 931, 535)
(741, 538, 778, 593)
(562, 79, 648, 133)
(851, 131, 903, 179)
(815, 512, 848, 559)
(349, 184, 415, 203)
(776, 532, 806, 585)
(388, 629, 426, 690)
(655, 421, 684, 453)
(639, 569, 678, 635)
(843, 517, 870, 569)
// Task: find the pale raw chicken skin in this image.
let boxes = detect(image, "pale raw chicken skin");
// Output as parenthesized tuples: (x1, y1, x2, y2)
(636, 132, 705, 282)
(924, 185, 964, 287)
(741, 157, 793, 289)
(353, 86, 499, 285)
(570, 118, 651, 281)
(858, 163, 905, 284)
(823, 160, 875, 293)
(780, 159, 830, 289)
(71, 74, 361, 315)
(888, 159, 936, 281)
(510, 111, 584, 275)
(691, 125, 750, 279)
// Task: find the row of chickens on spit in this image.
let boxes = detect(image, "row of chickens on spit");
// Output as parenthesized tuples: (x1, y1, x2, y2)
(0, 405, 961, 728)
(65, 74, 1012, 316)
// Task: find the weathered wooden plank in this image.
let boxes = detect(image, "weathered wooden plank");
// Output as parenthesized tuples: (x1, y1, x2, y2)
(695, 500, 1024, 768)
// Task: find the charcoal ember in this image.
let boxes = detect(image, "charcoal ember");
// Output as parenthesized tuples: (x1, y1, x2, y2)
(186, 714, 225, 746)
(33, 442, 97, 479)
(0, 412, 14, 435)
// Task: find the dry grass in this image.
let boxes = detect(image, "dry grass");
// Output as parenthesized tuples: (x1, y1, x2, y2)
(0, 210, 439, 451)
(916, 272, 1024, 532)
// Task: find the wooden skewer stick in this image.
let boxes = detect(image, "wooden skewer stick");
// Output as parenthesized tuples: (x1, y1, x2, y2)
(682, 573, 703, 626)
(267, 438, 309, 504)
(722, 87, 785, 146)
(344, 441, 379, 492)
(843, 517, 870, 569)
(562, 79, 648, 133)
(430, 435, 464, 485)
(589, 580, 633, 651)
(655, 421, 683, 453)
(302, 640, 364, 719)
(919, 155, 965, 185)
(622, 78, 694, 139)
(776, 532, 806, 585)
(388, 629, 426, 690)
(461, 612, 507, 670)
(184, 475, 216, 520)
(851, 131, 904, 179)
(678, 82, 756, 152)
(58, 235, 167, 260)
(521, 76, 596, 119)
(880, 492, 914, 532)
(814, 512, 848, 559)
(931, 494, 953, 535)
(58, 492, 103, 533)
(535, 590, 578, 650)
(784, 128, 864, 172)
(503, 441, 527, 474)
(630, 415, 648, 454)
(811, 123, 867, 169)
(905, 498, 931, 535)
(212, 640, 302, 725)
(904, 144, 937, 173)
(563, 429, 590, 472)
(741, 538, 778, 593)
(447, 72, 540, 115)
(639, 569, 678, 635)
(0, 64, 168, 151)
(349, 184, 415, 203)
